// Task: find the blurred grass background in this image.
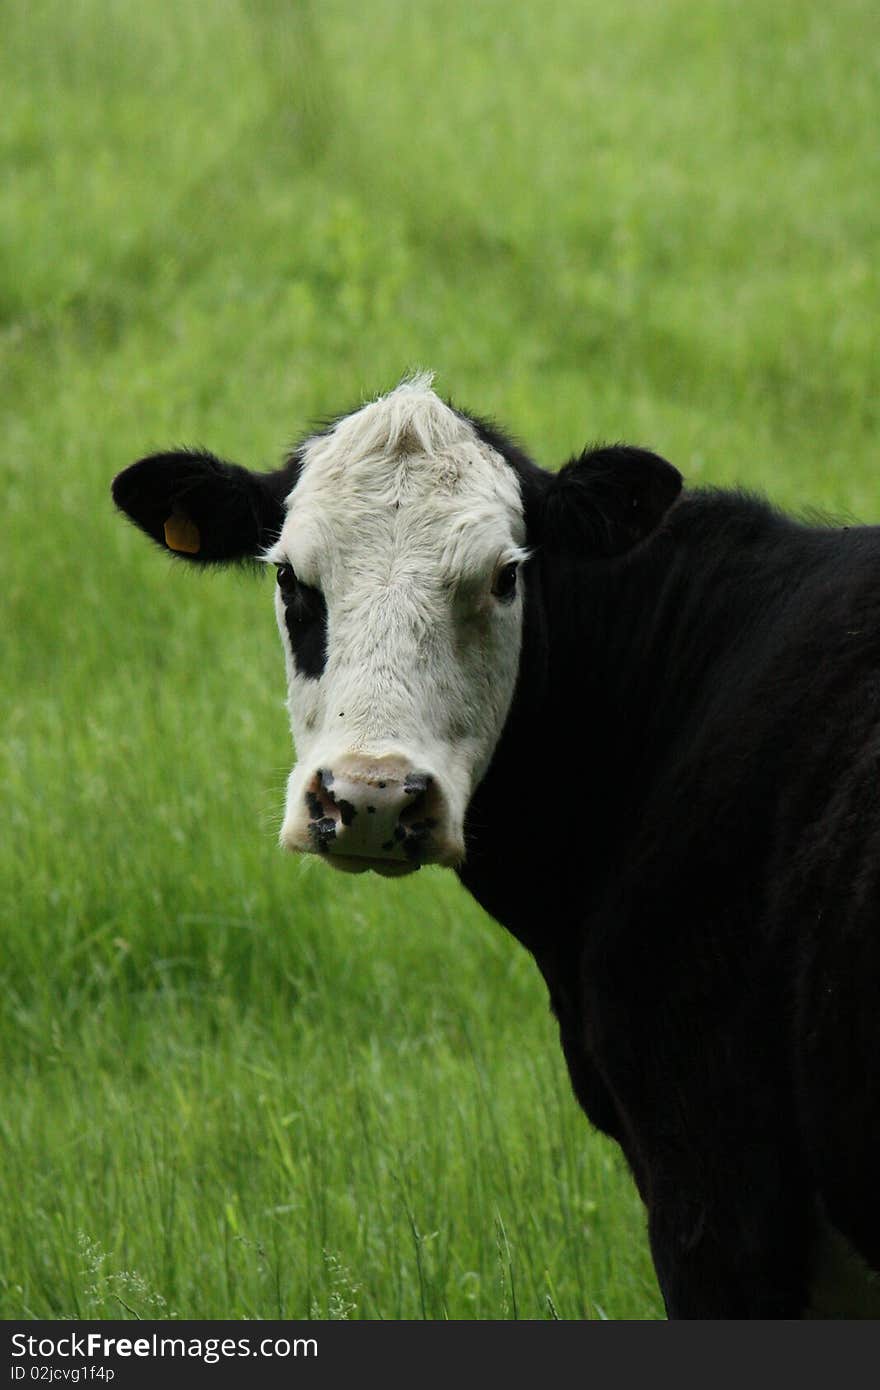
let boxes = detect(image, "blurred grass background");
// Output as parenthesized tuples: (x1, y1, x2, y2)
(1, 0, 877, 1318)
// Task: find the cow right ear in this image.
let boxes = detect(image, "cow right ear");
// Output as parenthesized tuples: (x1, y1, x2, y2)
(111, 449, 296, 563)
(543, 444, 682, 557)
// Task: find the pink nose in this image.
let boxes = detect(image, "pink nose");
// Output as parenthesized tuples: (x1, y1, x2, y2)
(303, 755, 449, 865)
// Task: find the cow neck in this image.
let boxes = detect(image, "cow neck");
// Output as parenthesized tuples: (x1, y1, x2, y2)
(459, 489, 800, 977)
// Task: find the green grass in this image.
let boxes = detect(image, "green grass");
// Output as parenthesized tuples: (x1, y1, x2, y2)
(2, 0, 878, 1320)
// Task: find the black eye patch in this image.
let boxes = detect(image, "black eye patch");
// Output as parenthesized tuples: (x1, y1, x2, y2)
(276, 564, 328, 679)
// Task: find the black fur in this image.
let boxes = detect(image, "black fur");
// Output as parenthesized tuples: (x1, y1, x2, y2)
(112, 405, 880, 1318)
(460, 443, 880, 1318)
(543, 445, 684, 555)
(111, 449, 300, 562)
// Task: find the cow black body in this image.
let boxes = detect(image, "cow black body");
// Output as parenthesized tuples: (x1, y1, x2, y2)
(461, 447, 880, 1317)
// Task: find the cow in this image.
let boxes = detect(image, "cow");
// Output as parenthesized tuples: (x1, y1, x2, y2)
(111, 374, 880, 1318)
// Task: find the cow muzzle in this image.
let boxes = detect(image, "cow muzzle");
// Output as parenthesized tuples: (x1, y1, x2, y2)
(281, 754, 463, 875)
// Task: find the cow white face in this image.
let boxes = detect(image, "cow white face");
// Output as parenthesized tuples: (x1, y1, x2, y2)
(264, 378, 528, 875)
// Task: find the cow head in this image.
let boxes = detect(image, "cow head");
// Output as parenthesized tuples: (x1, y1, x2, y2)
(112, 376, 681, 876)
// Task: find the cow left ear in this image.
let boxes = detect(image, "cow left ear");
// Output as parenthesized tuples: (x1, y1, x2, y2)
(543, 445, 682, 557)
(111, 449, 295, 564)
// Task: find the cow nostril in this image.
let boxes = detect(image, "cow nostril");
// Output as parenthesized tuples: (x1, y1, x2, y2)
(305, 769, 356, 834)
(399, 773, 433, 826)
(398, 773, 442, 862)
(305, 772, 336, 823)
(402, 771, 430, 797)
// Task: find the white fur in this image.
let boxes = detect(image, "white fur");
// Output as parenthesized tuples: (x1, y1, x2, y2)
(265, 375, 527, 864)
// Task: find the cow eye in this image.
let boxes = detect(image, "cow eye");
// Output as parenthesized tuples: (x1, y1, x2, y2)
(276, 563, 323, 626)
(276, 563, 298, 597)
(491, 561, 518, 603)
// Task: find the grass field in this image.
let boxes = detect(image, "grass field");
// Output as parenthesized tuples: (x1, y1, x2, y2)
(2, 0, 878, 1320)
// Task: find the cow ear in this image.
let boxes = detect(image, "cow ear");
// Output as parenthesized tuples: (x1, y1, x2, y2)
(111, 449, 294, 563)
(543, 445, 682, 557)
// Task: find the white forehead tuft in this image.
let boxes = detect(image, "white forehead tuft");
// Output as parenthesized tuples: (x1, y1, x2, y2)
(292, 373, 500, 490)
(312, 372, 475, 467)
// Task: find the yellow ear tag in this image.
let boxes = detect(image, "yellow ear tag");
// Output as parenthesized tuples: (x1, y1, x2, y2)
(163, 512, 201, 555)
